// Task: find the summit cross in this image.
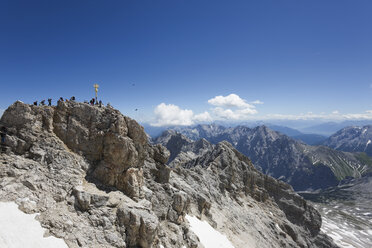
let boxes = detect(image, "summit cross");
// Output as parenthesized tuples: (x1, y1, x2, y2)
(94, 83, 99, 101)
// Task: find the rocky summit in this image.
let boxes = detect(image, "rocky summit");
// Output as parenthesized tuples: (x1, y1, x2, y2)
(0, 101, 337, 248)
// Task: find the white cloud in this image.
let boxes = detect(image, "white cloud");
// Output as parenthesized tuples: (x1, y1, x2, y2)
(208, 94, 254, 108)
(212, 107, 238, 120)
(152, 103, 194, 126)
(251, 100, 264, 105)
(342, 111, 372, 120)
(212, 107, 257, 120)
(152, 94, 261, 126)
(193, 111, 213, 122)
(207, 94, 258, 121)
(332, 110, 339, 114)
(151, 104, 213, 126)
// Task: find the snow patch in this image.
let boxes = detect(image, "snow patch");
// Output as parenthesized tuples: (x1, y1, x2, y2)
(275, 223, 283, 232)
(364, 140, 371, 151)
(185, 215, 235, 248)
(0, 202, 68, 248)
(321, 213, 372, 248)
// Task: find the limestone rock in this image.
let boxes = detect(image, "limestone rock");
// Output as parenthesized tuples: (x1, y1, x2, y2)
(0, 101, 338, 248)
(117, 201, 159, 248)
(152, 144, 170, 164)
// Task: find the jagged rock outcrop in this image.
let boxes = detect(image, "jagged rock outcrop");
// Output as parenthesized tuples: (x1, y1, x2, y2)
(0, 101, 338, 247)
(154, 130, 213, 167)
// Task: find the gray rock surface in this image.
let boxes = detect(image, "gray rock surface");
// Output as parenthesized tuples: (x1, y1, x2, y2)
(0, 101, 338, 247)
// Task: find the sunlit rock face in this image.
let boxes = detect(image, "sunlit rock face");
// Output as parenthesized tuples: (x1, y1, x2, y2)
(0, 101, 337, 248)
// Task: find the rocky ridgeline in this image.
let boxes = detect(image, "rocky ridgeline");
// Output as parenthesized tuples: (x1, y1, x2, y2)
(0, 101, 337, 248)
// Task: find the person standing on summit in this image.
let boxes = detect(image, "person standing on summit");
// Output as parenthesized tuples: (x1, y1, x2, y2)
(0, 129, 5, 143)
(0, 127, 7, 153)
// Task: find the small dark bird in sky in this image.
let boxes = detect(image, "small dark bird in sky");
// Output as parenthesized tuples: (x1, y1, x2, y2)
(135, 109, 138, 111)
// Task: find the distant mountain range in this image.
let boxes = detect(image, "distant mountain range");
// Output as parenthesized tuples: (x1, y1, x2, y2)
(323, 125, 372, 157)
(267, 125, 328, 145)
(143, 119, 372, 139)
(299, 120, 372, 136)
(155, 124, 372, 191)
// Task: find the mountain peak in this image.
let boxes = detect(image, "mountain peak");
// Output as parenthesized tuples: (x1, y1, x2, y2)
(0, 101, 337, 248)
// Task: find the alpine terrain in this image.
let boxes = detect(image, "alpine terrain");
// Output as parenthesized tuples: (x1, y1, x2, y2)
(157, 125, 372, 191)
(0, 101, 338, 248)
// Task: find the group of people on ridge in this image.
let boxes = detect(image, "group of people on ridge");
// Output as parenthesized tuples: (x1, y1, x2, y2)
(33, 98, 52, 106)
(32, 96, 105, 108)
(88, 98, 103, 107)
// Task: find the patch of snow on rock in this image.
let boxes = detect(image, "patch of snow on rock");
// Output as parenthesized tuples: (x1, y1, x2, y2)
(185, 215, 235, 248)
(321, 214, 370, 248)
(0, 202, 68, 248)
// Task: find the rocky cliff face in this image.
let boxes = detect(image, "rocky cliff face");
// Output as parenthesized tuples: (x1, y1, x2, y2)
(0, 101, 337, 248)
(169, 125, 372, 191)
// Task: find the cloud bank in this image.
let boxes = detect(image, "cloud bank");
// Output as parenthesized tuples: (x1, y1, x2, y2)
(263, 110, 372, 121)
(152, 94, 260, 126)
(151, 93, 372, 127)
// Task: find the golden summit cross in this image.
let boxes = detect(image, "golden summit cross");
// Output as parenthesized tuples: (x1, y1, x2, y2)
(94, 83, 99, 100)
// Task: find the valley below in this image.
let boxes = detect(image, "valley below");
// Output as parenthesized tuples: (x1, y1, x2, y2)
(300, 177, 372, 248)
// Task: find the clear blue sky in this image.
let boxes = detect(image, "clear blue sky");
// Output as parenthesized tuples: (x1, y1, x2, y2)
(1, 0, 372, 125)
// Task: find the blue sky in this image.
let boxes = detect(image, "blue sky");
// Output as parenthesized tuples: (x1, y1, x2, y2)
(1, 0, 372, 125)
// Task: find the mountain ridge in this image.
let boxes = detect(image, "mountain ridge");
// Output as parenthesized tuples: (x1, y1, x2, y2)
(0, 101, 337, 248)
(157, 124, 371, 191)
(323, 125, 372, 157)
